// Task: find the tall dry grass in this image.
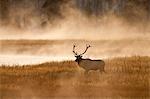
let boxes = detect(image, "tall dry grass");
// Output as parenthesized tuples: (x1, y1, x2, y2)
(0, 56, 150, 98)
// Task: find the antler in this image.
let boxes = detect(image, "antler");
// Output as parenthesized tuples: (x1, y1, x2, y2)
(73, 44, 78, 55)
(80, 44, 91, 55)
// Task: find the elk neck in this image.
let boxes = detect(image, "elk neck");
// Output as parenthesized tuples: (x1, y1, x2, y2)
(77, 59, 82, 64)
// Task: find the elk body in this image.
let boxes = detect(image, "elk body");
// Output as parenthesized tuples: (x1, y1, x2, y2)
(73, 45, 105, 73)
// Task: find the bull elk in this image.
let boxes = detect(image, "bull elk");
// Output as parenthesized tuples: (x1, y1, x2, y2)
(73, 44, 105, 74)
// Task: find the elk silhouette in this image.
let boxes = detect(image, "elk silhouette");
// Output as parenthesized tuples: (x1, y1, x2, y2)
(73, 44, 105, 74)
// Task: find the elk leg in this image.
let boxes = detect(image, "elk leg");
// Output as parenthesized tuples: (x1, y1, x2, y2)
(99, 69, 103, 74)
(84, 70, 89, 75)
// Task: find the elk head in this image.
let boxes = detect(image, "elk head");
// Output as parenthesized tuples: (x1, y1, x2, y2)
(73, 44, 91, 63)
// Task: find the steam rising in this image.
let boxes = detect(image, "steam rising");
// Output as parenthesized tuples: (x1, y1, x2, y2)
(0, 0, 150, 40)
(0, 0, 150, 65)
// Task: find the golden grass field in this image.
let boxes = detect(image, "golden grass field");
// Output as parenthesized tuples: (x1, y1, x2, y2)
(0, 56, 150, 99)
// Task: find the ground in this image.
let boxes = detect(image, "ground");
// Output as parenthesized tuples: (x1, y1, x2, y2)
(0, 56, 150, 99)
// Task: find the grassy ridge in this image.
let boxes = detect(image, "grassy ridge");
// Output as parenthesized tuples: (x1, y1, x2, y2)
(0, 56, 150, 98)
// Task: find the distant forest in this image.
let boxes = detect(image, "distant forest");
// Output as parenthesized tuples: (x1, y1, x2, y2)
(0, 0, 150, 28)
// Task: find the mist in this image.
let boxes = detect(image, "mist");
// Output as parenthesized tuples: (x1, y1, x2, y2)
(0, 0, 150, 40)
(0, 0, 150, 65)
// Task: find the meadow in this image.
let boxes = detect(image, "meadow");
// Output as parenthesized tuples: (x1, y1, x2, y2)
(0, 56, 150, 99)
